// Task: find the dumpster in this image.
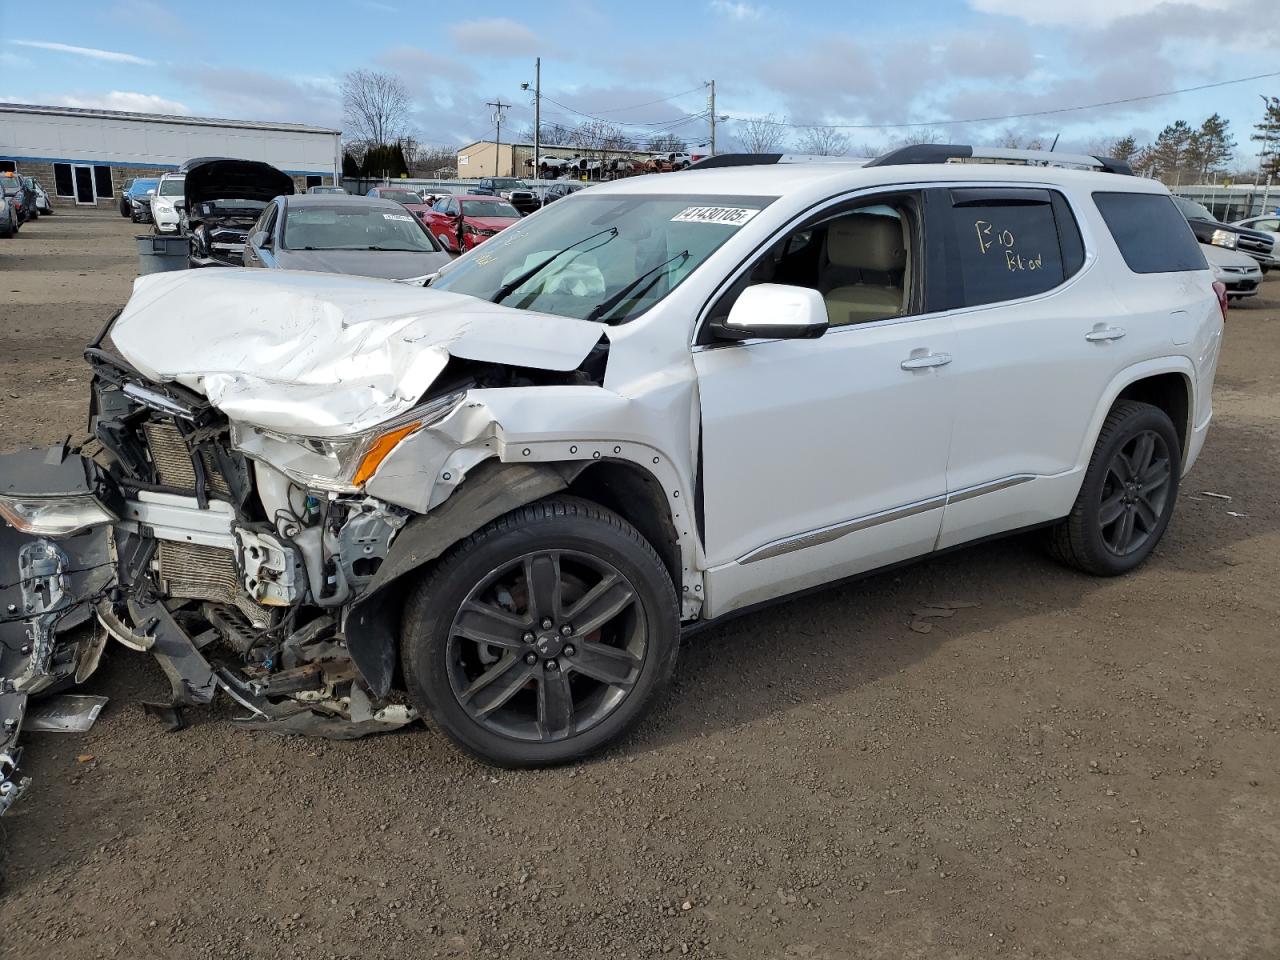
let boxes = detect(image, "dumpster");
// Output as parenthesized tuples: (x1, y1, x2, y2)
(135, 234, 188, 275)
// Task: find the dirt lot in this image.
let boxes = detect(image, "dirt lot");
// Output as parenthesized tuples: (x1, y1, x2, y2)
(1, 210, 1277, 959)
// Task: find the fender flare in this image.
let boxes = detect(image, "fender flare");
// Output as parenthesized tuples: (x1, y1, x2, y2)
(1075, 356, 1196, 470)
(345, 460, 585, 697)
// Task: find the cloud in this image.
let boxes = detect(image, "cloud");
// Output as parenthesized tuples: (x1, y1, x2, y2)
(709, 0, 765, 20)
(170, 65, 341, 127)
(968, 0, 1233, 26)
(449, 18, 541, 57)
(47, 91, 190, 113)
(379, 45, 478, 86)
(9, 39, 154, 66)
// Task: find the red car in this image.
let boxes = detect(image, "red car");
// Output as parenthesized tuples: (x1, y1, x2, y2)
(421, 194, 522, 253)
(364, 185, 435, 226)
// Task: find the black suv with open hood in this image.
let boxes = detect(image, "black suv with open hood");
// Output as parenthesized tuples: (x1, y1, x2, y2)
(183, 158, 295, 267)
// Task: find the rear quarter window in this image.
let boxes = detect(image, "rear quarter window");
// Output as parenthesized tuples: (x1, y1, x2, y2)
(943, 187, 1084, 308)
(1092, 192, 1207, 274)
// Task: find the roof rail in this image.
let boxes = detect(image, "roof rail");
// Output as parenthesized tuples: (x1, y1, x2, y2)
(865, 144, 1133, 175)
(687, 153, 871, 170)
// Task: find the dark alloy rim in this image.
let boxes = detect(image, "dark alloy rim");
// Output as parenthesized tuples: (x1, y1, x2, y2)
(445, 550, 648, 743)
(1099, 429, 1173, 556)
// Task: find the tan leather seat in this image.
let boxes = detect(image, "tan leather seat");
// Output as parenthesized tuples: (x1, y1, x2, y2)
(822, 214, 907, 326)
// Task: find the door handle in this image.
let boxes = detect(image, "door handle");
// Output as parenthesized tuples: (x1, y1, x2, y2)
(900, 353, 952, 370)
(1085, 326, 1127, 342)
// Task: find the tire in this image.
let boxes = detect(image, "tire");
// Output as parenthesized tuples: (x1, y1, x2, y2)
(1046, 400, 1181, 576)
(401, 496, 680, 767)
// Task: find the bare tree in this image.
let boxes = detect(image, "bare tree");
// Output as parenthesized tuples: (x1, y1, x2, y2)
(736, 115, 787, 153)
(890, 127, 945, 148)
(795, 126, 850, 156)
(647, 131, 688, 153)
(341, 69, 411, 146)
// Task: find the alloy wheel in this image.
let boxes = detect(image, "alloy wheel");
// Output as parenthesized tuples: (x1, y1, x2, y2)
(445, 549, 647, 743)
(1098, 429, 1172, 556)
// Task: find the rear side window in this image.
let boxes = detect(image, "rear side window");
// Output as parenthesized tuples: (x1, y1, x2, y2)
(1093, 192, 1206, 274)
(944, 188, 1083, 308)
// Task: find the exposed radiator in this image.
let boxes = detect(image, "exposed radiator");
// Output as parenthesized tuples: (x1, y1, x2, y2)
(157, 540, 238, 604)
(143, 420, 231, 496)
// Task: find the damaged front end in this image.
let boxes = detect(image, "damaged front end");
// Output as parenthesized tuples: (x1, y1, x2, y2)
(0, 450, 117, 813)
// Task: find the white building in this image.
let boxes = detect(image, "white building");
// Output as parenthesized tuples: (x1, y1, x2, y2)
(0, 102, 342, 208)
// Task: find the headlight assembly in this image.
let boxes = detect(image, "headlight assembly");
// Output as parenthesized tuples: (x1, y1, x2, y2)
(1211, 229, 1238, 250)
(0, 493, 116, 537)
(230, 390, 466, 493)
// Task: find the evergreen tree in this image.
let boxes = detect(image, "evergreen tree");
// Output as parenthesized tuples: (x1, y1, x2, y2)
(1147, 121, 1193, 183)
(1252, 95, 1280, 179)
(1186, 114, 1235, 180)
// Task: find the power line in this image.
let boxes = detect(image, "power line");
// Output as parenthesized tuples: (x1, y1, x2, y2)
(584, 85, 708, 114)
(540, 93, 707, 128)
(723, 69, 1280, 131)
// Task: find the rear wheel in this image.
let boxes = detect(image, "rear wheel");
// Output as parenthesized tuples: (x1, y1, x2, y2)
(401, 497, 680, 767)
(1046, 400, 1180, 576)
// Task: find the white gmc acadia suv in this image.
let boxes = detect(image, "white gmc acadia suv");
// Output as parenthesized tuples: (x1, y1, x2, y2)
(0, 145, 1225, 784)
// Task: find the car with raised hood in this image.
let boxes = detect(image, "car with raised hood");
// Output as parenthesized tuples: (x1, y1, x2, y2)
(0, 144, 1226, 806)
(242, 194, 451, 281)
(184, 158, 295, 267)
(1172, 195, 1276, 272)
(421, 193, 522, 252)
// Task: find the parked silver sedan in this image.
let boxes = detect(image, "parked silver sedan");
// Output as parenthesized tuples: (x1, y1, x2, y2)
(242, 194, 452, 281)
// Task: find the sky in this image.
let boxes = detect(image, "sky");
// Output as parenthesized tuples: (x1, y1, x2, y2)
(1, 0, 1277, 165)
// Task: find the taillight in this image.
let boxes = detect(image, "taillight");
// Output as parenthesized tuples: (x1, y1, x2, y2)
(1212, 280, 1228, 322)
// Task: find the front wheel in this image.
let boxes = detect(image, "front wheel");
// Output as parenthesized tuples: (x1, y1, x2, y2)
(401, 497, 680, 767)
(1046, 400, 1181, 576)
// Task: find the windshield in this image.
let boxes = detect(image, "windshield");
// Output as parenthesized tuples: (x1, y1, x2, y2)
(1, 180, 20, 196)
(158, 178, 185, 197)
(1173, 196, 1215, 222)
(283, 203, 439, 252)
(129, 179, 159, 196)
(461, 199, 521, 219)
(431, 193, 774, 324)
(379, 189, 423, 204)
(489, 179, 527, 190)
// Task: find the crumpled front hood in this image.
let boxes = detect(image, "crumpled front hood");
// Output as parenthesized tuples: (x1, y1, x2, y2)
(110, 269, 607, 437)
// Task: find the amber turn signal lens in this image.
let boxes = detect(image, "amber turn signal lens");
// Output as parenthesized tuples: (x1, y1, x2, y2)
(352, 421, 422, 487)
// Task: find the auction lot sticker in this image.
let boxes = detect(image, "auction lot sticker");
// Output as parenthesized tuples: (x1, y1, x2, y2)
(671, 206, 761, 227)
(383, 213, 414, 222)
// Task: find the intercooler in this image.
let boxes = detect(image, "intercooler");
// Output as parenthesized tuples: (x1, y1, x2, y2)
(143, 420, 231, 496)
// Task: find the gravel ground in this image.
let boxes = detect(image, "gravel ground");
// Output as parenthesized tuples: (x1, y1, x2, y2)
(1, 210, 1278, 960)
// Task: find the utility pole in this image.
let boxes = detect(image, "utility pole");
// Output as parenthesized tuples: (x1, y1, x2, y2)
(707, 80, 716, 156)
(534, 58, 541, 177)
(487, 98, 510, 176)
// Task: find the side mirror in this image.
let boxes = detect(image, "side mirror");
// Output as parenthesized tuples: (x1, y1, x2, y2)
(248, 230, 270, 249)
(146, 189, 156, 196)
(173, 200, 186, 211)
(711, 284, 829, 341)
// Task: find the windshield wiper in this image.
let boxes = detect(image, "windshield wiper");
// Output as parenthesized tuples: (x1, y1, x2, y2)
(490, 227, 618, 305)
(584, 251, 690, 324)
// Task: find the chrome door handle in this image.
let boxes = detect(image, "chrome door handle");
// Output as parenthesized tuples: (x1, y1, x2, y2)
(900, 352, 952, 370)
(1085, 326, 1127, 342)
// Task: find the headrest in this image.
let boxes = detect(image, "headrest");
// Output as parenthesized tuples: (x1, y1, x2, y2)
(826, 214, 906, 272)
